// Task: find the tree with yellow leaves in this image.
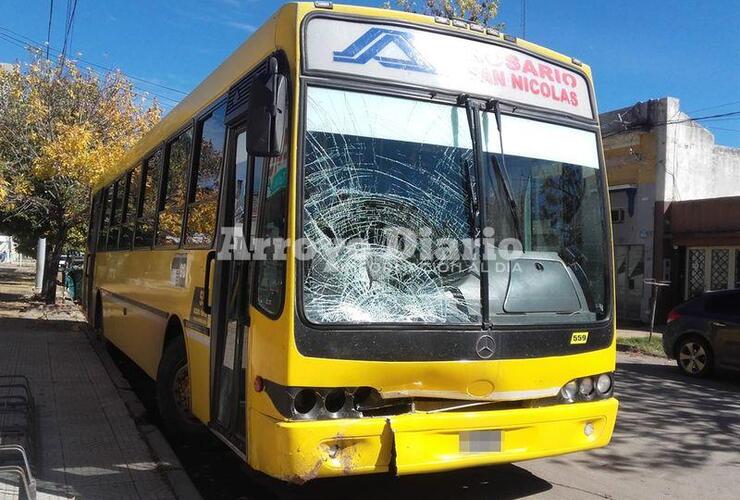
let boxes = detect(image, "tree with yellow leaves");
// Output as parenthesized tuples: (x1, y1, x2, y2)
(0, 57, 161, 303)
(388, 0, 502, 26)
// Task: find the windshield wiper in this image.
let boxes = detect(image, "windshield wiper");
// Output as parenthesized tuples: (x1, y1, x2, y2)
(487, 100, 524, 245)
(460, 94, 490, 326)
(461, 158, 478, 239)
(560, 246, 596, 312)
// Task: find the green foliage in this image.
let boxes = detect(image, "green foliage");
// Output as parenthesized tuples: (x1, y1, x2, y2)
(0, 56, 160, 302)
(388, 0, 502, 26)
(618, 335, 666, 357)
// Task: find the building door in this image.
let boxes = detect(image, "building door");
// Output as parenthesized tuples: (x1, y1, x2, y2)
(615, 244, 644, 321)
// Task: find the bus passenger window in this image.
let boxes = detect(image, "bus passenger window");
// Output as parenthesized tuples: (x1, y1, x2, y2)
(120, 165, 142, 250)
(107, 176, 126, 250)
(254, 155, 287, 317)
(185, 104, 226, 247)
(157, 129, 192, 247)
(97, 186, 112, 251)
(135, 149, 162, 248)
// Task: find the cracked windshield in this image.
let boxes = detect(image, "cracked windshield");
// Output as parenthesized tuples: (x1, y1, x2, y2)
(302, 86, 607, 325)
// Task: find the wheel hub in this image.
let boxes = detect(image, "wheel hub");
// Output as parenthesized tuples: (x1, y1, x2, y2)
(679, 342, 706, 374)
(173, 365, 192, 415)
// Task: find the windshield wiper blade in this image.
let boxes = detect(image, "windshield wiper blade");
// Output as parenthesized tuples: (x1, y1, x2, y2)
(459, 94, 490, 327)
(461, 158, 479, 239)
(487, 100, 524, 246)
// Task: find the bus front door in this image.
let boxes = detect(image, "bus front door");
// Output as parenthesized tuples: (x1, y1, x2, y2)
(209, 125, 262, 455)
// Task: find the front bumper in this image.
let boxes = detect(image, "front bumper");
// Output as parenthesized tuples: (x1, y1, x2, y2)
(249, 397, 619, 483)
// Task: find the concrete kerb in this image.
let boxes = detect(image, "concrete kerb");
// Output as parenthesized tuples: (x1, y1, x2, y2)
(83, 327, 203, 500)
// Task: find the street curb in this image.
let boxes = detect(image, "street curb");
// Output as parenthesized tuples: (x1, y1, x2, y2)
(84, 328, 203, 500)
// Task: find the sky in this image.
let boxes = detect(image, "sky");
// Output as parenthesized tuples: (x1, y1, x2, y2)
(1, 0, 739, 146)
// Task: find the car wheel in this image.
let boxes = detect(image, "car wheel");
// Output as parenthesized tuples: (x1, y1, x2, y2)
(676, 335, 713, 377)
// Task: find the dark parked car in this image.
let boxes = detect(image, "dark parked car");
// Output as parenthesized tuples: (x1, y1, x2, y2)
(663, 289, 740, 377)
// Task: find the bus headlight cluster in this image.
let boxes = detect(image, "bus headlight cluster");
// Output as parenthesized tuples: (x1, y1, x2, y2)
(559, 373, 614, 403)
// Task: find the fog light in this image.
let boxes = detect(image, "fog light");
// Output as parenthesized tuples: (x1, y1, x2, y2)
(324, 388, 347, 413)
(560, 380, 577, 402)
(596, 374, 612, 395)
(584, 421, 594, 437)
(293, 389, 318, 415)
(578, 377, 594, 397)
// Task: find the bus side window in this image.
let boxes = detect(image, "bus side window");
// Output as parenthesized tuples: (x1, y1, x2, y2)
(253, 155, 287, 317)
(185, 103, 226, 247)
(108, 176, 126, 251)
(157, 129, 192, 247)
(99, 186, 114, 252)
(120, 165, 142, 250)
(135, 149, 162, 249)
(96, 187, 110, 251)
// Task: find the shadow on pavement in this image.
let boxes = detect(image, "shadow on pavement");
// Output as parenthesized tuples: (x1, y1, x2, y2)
(550, 358, 740, 473)
(281, 463, 552, 500)
(112, 341, 554, 500)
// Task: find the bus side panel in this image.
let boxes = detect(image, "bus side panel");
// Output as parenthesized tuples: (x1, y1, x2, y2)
(184, 328, 210, 423)
(102, 288, 168, 379)
(96, 250, 184, 380)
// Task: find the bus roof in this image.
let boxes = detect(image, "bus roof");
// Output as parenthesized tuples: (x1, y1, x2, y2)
(94, 1, 591, 191)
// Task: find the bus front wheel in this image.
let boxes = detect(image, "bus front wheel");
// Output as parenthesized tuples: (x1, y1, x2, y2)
(156, 337, 202, 436)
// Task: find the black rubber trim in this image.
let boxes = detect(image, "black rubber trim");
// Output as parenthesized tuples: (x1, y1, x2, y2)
(183, 319, 210, 336)
(100, 288, 169, 319)
(293, 321, 613, 361)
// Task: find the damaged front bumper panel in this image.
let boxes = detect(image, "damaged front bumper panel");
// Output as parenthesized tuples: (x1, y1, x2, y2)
(249, 397, 619, 483)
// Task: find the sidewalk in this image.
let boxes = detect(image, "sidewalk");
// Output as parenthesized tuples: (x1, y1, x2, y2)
(0, 263, 198, 499)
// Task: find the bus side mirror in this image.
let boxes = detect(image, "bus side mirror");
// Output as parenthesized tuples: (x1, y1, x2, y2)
(246, 61, 287, 157)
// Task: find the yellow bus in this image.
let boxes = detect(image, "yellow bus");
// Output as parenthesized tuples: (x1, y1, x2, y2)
(83, 1, 618, 483)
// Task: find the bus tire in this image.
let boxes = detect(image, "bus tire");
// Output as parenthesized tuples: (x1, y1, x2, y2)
(156, 337, 202, 436)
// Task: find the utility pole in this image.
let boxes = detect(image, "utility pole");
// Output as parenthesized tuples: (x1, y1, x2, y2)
(35, 237, 46, 292)
(521, 0, 526, 39)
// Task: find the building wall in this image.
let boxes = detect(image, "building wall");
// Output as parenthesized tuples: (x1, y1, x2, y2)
(602, 96, 740, 324)
(0, 235, 18, 263)
(602, 123, 659, 322)
(661, 98, 740, 203)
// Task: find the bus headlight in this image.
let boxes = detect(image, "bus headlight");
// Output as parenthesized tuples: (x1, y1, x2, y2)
(560, 380, 578, 402)
(596, 373, 613, 396)
(578, 377, 595, 399)
(559, 373, 613, 403)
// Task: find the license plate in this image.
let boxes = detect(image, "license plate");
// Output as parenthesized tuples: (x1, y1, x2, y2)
(460, 430, 502, 453)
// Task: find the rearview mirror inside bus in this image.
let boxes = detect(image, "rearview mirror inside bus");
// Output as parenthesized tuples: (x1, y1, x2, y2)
(246, 67, 287, 157)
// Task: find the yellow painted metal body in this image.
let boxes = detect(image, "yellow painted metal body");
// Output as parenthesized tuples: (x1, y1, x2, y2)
(91, 2, 617, 484)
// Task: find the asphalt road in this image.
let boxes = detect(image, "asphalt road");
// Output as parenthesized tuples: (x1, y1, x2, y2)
(119, 351, 740, 500)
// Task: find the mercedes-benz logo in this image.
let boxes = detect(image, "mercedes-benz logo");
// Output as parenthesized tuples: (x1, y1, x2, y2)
(476, 335, 496, 359)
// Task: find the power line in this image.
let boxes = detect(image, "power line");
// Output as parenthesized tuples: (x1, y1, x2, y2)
(61, 0, 78, 61)
(0, 25, 187, 98)
(46, 0, 54, 60)
(705, 126, 740, 133)
(685, 100, 740, 115)
(0, 32, 180, 106)
(664, 110, 740, 125)
(602, 110, 740, 139)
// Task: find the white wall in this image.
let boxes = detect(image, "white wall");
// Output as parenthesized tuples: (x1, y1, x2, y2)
(661, 97, 740, 202)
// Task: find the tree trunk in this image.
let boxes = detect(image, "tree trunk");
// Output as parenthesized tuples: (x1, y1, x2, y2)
(40, 229, 66, 304)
